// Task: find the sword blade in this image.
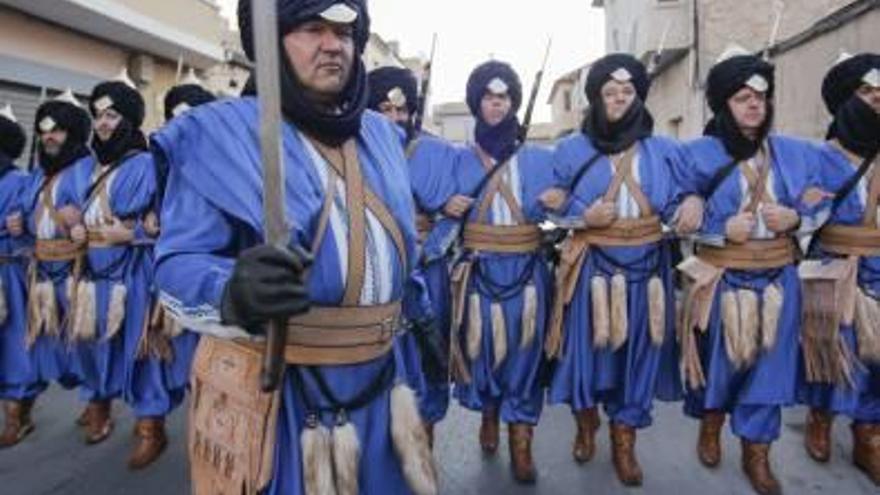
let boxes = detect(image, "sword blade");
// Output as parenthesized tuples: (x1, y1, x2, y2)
(252, 0, 288, 392)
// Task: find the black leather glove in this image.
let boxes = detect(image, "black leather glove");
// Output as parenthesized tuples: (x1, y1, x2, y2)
(410, 317, 450, 383)
(220, 244, 313, 334)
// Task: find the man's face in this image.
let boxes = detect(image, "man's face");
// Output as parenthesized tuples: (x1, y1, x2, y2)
(283, 19, 355, 105)
(856, 83, 880, 114)
(93, 108, 122, 143)
(600, 80, 637, 123)
(480, 93, 512, 126)
(40, 128, 68, 157)
(728, 86, 768, 136)
(378, 102, 411, 127)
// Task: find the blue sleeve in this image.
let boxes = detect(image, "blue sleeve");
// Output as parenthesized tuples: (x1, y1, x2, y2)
(410, 139, 457, 214)
(155, 164, 236, 323)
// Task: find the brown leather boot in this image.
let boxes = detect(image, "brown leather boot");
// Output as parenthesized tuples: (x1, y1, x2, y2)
(805, 409, 833, 463)
(698, 410, 726, 468)
(0, 399, 35, 448)
(572, 408, 600, 463)
(128, 417, 168, 470)
(479, 406, 499, 455)
(508, 423, 537, 484)
(741, 439, 781, 495)
(852, 422, 880, 486)
(83, 400, 113, 445)
(610, 423, 643, 486)
(75, 406, 90, 427)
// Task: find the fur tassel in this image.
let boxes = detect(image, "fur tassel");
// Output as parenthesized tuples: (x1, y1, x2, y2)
(72, 281, 97, 341)
(40, 281, 59, 338)
(591, 276, 610, 348)
(0, 279, 7, 326)
(390, 385, 438, 495)
(856, 291, 880, 363)
(721, 291, 740, 367)
(300, 422, 335, 495)
(332, 419, 360, 495)
(164, 311, 184, 338)
(104, 284, 127, 340)
(610, 273, 628, 351)
(26, 282, 44, 347)
(647, 276, 665, 347)
(466, 293, 482, 361)
(491, 302, 507, 369)
(737, 289, 760, 368)
(761, 284, 783, 352)
(520, 284, 537, 350)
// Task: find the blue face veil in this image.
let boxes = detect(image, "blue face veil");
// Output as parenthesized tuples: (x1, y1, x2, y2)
(466, 60, 522, 162)
(238, 0, 371, 146)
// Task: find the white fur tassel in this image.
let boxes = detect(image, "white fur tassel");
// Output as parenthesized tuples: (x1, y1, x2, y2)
(40, 281, 59, 338)
(761, 284, 783, 352)
(466, 293, 482, 361)
(520, 284, 537, 350)
(300, 422, 335, 495)
(737, 289, 760, 368)
(72, 281, 97, 341)
(491, 302, 507, 369)
(610, 273, 628, 351)
(855, 291, 880, 363)
(721, 291, 740, 367)
(104, 284, 127, 340)
(332, 420, 360, 495)
(591, 276, 610, 348)
(390, 385, 438, 495)
(647, 276, 665, 347)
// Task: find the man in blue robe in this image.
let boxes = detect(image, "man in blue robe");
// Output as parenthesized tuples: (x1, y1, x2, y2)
(1, 93, 91, 447)
(65, 75, 163, 459)
(117, 76, 218, 471)
(368, 66, 457, 444)
(0, 104, 35, 447)
(151, 1, 436, 493)
(799, 52, 880, 485)
(678, 46, 824, 495)
(538, 53, 700, 486)
(448, 60, 552, 484)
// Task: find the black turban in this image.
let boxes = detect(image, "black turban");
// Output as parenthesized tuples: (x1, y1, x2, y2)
(581, 53, 654, 154)
(238, 0, 370, 60)
(0, 112, 26, 162)
(466, 61, 523, 118)
(585, 53, 650, 106)
(823, 53, 880, 158)
(35, 99, 92, 174)
(368, 66, 418, 115)
(706, 54, 775, 114)
(704, 54, 775, 161)
(822, 53, 880, 115)
(89, 80, 147, 164)
(465, 60, 522, 163)
(164, 84, 216, 121)
(237, 0, 370, 146)
(89, 81, 145, 128)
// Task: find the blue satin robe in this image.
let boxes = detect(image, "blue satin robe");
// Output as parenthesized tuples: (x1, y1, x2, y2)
(152, 99, 419, 495)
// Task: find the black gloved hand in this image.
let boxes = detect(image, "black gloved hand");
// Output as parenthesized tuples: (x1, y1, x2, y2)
(220, 244, 313, 334)
(410, 317, 450, 383)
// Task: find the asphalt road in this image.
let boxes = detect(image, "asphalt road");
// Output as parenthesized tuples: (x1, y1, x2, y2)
(0, 386, 876, 494)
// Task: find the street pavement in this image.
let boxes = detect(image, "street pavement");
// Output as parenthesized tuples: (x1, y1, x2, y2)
(0, 385, 877, 494)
